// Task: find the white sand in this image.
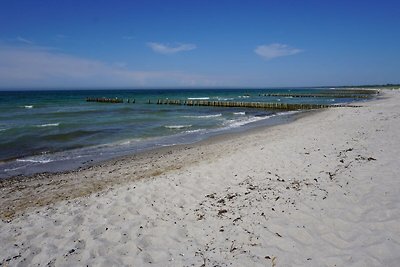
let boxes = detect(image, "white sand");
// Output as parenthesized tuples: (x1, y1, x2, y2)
(1, 90, 400, 266)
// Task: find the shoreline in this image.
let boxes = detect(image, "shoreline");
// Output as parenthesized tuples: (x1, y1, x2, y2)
(0, 108, 314, 220)
(1, 90, 399, 266)
(0, 87, 377, 180)
(0, 108, 304, 180)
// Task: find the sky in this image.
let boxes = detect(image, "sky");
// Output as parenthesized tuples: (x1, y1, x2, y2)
(0, 0, 399, 89)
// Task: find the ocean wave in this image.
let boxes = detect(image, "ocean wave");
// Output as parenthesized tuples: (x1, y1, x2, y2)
(216, 98, 234, 101)
(16, 158, 54, 163)
(183, 114, 222, 119)
(276, 110, 299, 116)
(184, 129, 204, 134)
(239, 96, 250, 98)
(233, 112, 246, 115)
(187, 97, 210, 100)
(23, 105, 34, 109)
(119, 140, 132, 146)
(165, 125, 192, 129)
(4, 166, 26, 172)
(116, 138, 144, 146)
(36, 123, 60, 127)
(224, 115, 272, 128)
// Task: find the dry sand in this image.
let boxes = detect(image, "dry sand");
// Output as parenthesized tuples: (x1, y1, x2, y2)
(1, 90, 399, 266)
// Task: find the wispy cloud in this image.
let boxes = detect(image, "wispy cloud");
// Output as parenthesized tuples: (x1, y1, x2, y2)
(254, 43, 302, 60)
(16, 36, 34, 45)
(0, 45, 215, 88)
(147, 42, 197, 54)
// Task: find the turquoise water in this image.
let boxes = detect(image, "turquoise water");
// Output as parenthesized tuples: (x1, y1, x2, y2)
(0, 88, 364, 178)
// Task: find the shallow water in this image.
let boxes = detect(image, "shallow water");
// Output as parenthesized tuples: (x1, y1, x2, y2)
(0, 88, 364, 178)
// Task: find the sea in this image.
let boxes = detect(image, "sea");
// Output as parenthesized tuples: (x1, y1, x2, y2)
(0, 88, 366, 178)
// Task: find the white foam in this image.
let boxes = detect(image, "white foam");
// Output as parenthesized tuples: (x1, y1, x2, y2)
(183, 114, 222, 119)
(119, 141, 132, 146)
(36, 123, 60, 127)
(226, 115, 272, 128)
(187, 97, 210, 100)
(185, 129, 204, 134)
(233, 112, 246, 115)
(158, 143, 178, 147)
(216, 98, 234, 101)
(16, 158, 53, 163)
(276, 110, 300, 116)
(4, 166, 26, 172)
(165, 125, 192, 129)
(23, 105, 33, 109)
(116, 138, 144, 146)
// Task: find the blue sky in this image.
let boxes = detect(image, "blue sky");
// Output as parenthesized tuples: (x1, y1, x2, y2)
(0, 0, 399, 89)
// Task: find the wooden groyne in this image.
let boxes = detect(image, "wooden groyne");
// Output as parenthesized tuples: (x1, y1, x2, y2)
(324, 89, 379, 95)
(86, 98, 135, 103)
(86, 97, 123, 103)
(154, 99, 360, 110)
(259, 93, 372, 98)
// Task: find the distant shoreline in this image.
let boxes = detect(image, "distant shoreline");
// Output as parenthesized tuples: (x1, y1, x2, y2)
(0, 84, 398, 91)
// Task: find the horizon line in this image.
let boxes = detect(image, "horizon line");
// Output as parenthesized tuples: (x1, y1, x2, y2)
(0, 83, 398, 91)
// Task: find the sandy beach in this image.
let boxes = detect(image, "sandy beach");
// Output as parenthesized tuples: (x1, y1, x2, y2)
(1, 89, 399, 266)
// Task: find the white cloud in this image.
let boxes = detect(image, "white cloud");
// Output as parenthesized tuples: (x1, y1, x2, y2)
(254, 43, 302, 60)
(147, 42, 196, 54)
(0, 45, 215, 88)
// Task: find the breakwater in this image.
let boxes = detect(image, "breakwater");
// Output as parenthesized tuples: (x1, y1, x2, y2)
(154, 99, 360, 110)
(86, 97, 123, 103)
(258, 93, 372, 98)
(86, 97, 136, 103)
